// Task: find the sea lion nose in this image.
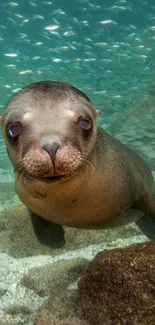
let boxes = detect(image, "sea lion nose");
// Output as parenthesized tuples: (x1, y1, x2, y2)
(42, 142, 60, 166)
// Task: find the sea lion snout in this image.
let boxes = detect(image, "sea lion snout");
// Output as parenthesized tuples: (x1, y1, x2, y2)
(42, 142, 60, 168)
(18, 140, 84, 180)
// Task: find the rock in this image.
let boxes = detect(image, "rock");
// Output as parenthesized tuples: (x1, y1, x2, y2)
(34, 312, 88, 325)
(21, 258, 88, 297)
(31, 259, 89, 324)
(0, 204, 57, 258)
(0, 204, 151, 324)
(0, 204, 145, 258)
(78, 241, 155, 325)
(33, 290, 88, 325)
(0, 255, 88, 325)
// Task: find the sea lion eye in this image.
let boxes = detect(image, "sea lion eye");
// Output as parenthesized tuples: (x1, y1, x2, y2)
(78, 117, 92, 132)
(7, 123, 23, 140)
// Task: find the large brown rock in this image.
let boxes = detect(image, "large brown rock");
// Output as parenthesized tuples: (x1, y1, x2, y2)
(78, 242, 155, 325)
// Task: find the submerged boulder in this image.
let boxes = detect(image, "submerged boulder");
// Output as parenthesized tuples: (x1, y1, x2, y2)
(78, 242, 155, 325)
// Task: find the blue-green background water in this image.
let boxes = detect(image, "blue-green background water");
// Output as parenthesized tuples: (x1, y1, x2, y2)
(1, 0, 155, 202)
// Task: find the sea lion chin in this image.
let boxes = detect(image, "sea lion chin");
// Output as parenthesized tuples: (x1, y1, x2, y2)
(1, 80, 155, 247)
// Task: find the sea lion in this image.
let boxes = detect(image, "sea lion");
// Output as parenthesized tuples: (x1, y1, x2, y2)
(1, 80, 155, 246)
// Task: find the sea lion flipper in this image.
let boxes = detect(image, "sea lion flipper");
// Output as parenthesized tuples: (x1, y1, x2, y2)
(29, 210, 65, 248)
(136, 214, 155, 240)
(134, 194, 155, 225)
(147, 198, 155, 225)
(131, 195, 155, 239)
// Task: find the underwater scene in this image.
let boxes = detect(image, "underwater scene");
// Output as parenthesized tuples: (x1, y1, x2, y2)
(1, 0, 155, 324)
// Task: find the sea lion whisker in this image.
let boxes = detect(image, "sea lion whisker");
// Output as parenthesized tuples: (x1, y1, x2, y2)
(81, 153, 94, 170)
(23, 172, 36, 182)
(14, 161, 24, 174)
(82, 161, 94, 171)
(13, 161, 31, 181)
(82, 158, 94, 170)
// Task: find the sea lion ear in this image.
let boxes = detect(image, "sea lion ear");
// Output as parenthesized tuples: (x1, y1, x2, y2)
(95, 110, 100, 116)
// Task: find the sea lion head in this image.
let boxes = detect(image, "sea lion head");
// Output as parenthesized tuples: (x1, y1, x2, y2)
(1, 81, 98, 184)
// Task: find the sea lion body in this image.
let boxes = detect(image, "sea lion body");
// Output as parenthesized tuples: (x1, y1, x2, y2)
(15, 129, 155, 229)
(1, 81, 155, 239)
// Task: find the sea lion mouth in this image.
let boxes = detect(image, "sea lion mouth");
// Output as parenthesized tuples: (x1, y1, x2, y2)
(15, 159, 76, 183)
(40, 175, 66, 182)
(21, 171, 70, 183)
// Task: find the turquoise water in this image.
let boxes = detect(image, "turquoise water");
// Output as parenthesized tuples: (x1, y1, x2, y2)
(1, 0, 155, 203)
(1, 2, 155, 323)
